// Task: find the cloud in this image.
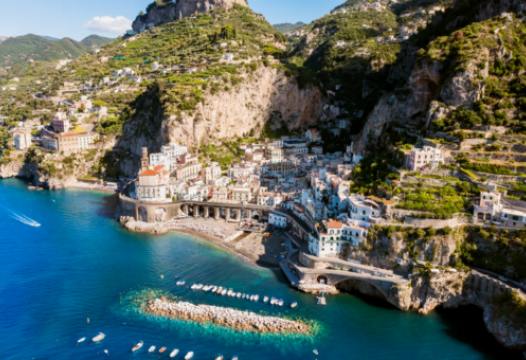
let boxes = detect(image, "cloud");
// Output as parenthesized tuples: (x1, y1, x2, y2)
(84, 16, 132, 35)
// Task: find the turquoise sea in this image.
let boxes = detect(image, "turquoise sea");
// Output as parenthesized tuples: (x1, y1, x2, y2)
(0, 179, 519, 359)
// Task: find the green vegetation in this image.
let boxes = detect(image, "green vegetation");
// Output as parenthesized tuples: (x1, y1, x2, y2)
(0, 34, 112, 68)
(396, 184, 471, 218)
(460, 227, 526, 282)
(285, 5, 401, 131)
(198, 137, 257, 170)
(273, 22, 305, 34)
(492, 290, 526, 327)
(426, 16, 526, 134)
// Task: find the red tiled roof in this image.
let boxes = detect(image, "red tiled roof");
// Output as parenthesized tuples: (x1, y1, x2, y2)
(140, 165, 165, 176)
(326, 219, 343, 229)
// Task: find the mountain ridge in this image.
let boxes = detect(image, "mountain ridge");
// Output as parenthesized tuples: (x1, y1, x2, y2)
(0, 33, 113, 67)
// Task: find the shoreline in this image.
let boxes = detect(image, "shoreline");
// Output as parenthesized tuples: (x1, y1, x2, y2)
(120, 217, 282, 269)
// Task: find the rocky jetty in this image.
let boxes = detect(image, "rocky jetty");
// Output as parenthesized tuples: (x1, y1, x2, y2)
(144, 296, 311, 335)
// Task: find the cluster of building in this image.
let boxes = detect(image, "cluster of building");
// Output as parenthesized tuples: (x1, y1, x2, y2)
(134, 130, 395, 259)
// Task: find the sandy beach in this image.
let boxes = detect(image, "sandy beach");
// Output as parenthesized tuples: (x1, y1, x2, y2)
(121, 216, 285, 268)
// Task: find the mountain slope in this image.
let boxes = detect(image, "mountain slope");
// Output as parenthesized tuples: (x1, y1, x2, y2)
(273, 22, 305, 34)
(80, 35, 114, 50)
(0, 34, 112, 67)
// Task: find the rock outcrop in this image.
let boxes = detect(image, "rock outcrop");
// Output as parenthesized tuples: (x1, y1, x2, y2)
(354, 0, 526, 153)
(132, 0, 248, 33)
(116, 66, 324, 177)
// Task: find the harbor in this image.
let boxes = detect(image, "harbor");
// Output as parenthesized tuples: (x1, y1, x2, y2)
(0, 180, 516, 360)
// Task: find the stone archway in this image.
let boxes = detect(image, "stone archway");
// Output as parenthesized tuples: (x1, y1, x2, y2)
(317, 275, 329, 285)
(138, 206, 148, 222)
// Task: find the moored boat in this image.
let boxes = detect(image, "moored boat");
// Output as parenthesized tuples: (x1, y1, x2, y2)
(291, 302, 298, 309)
(159, 346, 167, 353)
(317, 295, 327, 306)
(148, 345, 156, 353)
(92, 332, 106, 343)
(215, 355, 224, 360)
(77, 337, 86, 344)
(169, 348, 180, 358)
(184, 351, 194, 359)
(131, 340, 144, 352)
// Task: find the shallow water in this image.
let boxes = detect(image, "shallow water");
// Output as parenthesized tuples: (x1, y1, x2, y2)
(0, 179, 516, 359)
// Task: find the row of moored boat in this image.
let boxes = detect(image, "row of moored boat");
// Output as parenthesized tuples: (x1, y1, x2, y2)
(183, 282, 298, 309)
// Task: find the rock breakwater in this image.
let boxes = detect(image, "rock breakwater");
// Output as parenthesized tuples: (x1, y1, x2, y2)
(144, 296, 311, 335)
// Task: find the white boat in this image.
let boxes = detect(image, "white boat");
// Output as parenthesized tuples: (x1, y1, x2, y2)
(131, 341, 144, 352)
(232, 357, 239, 360)
(317, 295, 327, 306)
(169, 349, 180, 358)
(291, 302, 298, 309)
(159, 347, 167, 353)
(104, 349, 109, 355)
(176, 280, 186, 286)
(77, 337, 86, 344)
(184, 351, 194, 359)
(92, 332, 106, 343)
(148, 345, 156, 353)
(263, 296, 269, 303)
(313, 349, 319, 356)
(215, 356, 224, 360)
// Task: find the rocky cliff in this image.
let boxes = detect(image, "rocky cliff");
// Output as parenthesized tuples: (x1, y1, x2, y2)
(354, 0, 526, 152)
(115, 65, 323, 177)
(132, 0, 248, 33)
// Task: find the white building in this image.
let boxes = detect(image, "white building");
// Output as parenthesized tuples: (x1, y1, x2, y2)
(269, 212, 288, 229)
(348, 195, 382, 223)
(204, 162, 222, 184)
(308, 219, 369, 257)
(51, 112, 71, 133)
(136, 165, 170, 202)
(12, 127, 32, 150)
(474, 186, 526, 228)
(405, 145, 445, 171)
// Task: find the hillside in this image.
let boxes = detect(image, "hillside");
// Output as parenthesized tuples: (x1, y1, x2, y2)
(0, 34, 113, 67)
(274, 22, 305, 34)
(80, 35, 114, 50)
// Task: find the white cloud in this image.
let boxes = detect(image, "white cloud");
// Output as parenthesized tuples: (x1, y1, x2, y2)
(84, 16, 132, 35)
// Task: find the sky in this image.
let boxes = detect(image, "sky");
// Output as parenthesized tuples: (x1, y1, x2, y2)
(0, 0, 344, 40)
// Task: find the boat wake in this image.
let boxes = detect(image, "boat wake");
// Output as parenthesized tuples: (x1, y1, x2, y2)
(9, 211, 41, 228)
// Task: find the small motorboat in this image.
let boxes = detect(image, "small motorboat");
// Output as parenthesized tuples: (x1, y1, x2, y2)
(169, 349, 180, 358)
(232, 357, 239, 360)
(131, 341, 144, 352)
(160, 274, 165, 279)
(291, 302, 298, 309)
(148, 345, 156, 353)
(313, 349, 319, 356)
(176, 280, 186, 286)
(103, 349, 109, 355)
(159, 347, 167, 353)
(184, 351, 194, 359)
(317, 295, 327, 306)
(92, 332, 106, 343)
(215, 355, 224, 360)
(77, 337, 87, 344)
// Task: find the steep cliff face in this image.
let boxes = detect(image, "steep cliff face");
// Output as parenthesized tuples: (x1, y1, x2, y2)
(132, 0, 248, 33)
(354, 0, 526, 152)
(164, 66, 323, 147)
(115, 66, 323, 177)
